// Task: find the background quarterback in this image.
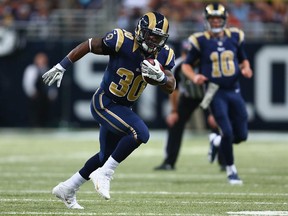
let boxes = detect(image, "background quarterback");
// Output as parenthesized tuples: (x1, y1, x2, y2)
(182, 3, 253, 185)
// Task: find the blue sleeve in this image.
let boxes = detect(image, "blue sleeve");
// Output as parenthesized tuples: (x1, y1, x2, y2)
(184, 46, 200, 65)
(165, 53, 175, 70)
(102, 29, 122, 52)
(157, 46, 175, 70)
(237, 42, 248, 63)
(231, 28, 248, 63)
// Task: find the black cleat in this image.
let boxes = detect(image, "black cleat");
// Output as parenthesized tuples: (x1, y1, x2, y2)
(227, 173, 243, 185)
(154, 163, 174, 171)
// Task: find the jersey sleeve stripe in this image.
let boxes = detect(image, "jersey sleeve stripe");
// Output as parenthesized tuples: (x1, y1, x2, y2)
(203, 31, 210, 39)
(165, 48, 175, 66)
(229, 27, 245, 44)
(188, 35, 200, 51)
(224, 28, 231, 37)
(115, 29, 125, 52)
(238, 30, 245, 44)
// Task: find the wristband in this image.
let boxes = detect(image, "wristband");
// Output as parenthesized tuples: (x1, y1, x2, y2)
(59, 56, 73, 69)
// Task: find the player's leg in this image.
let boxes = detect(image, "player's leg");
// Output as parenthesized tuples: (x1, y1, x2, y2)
(51, 123, 122, 209)
(206, 113, 225, 171)
(207, 113, 221, 163)
(210, 95, 233, 165)
(89, 91, 149, 199)
(88, 126, 129, 200)
(52, 102, 126, 207)
(217, 148, 226, 171)
(210, 92, 242, 184)
(78, 126, 121, 178)
(230, 94, 248, 144)
(155, 96, 197, 170)
(213, 94, 247, 172)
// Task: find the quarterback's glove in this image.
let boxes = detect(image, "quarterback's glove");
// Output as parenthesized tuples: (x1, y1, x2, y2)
(141, 59, 166, 83)
(42, 63, 65, 88)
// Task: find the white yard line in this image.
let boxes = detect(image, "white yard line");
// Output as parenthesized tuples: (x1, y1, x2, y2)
(0, 212, 198, 216)
(0, 197, 287, 207)
(227, 211, 288, 216)
(1, 189, 288, 197)
(0, 190, 288, 199)
(1, 211, 288, 216)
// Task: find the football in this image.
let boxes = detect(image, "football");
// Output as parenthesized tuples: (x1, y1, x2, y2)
(142, 58, 165, 85)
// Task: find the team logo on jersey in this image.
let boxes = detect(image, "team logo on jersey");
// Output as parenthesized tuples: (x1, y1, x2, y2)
(217, 47, 225, 52)
(106, 33, 114, 40)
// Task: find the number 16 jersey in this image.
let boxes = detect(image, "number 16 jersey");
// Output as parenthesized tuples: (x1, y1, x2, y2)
(185, 27, 248, 90)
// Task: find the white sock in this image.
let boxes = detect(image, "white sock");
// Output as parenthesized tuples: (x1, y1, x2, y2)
(63, 172, 87, 189)
(213, 135, 221, 147)
(209, 133, 217, 142)
(102, 156, 119, 171)
(226, 164, 238, 176)
(209, 133, 221, 147)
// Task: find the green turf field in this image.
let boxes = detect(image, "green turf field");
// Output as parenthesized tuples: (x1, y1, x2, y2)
(0, 129, 287, 216)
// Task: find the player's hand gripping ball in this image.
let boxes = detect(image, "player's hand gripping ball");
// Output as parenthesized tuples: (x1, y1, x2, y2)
(141, 58, 166, 85)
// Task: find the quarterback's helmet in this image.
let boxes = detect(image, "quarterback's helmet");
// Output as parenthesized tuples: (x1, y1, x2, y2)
(204, 3, 228, 34)
(135, 12, 169, 54)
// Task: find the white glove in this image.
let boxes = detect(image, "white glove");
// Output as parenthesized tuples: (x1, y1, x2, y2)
(42, 63, 65, 88)
(141, 59, 165, 82)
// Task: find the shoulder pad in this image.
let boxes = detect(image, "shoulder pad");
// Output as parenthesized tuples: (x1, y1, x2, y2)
(227, 27, 245, 44)
(157, 45, 175, 70)
(164, 46, 175, 68)
(104, 28, 134, 52)
(188, 32, 204, 51)
(113, 28, 125, 52)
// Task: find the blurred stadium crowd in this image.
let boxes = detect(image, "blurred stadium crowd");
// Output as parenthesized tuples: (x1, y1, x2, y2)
(1, 0, 288, 42)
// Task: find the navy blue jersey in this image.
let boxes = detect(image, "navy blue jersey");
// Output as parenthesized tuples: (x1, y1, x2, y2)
(100, 28, 175, 107)
(185, 28, 247, 89)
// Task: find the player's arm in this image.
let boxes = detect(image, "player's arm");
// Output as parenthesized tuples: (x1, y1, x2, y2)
(166, 88, 179, 127)
(240, 59, 253, 78)
(42, 38, 106, 87)
(236, 29, 253, 79)
(170, 88, 179, 113)
(182, 63, 207, 85)
(67, 38, 104, 62)
(159, 69, 176, 94)
(181, 38, 207, 85)
(157, 47, 176, 94)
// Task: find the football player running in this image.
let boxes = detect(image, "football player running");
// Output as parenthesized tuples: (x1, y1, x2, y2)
(42, 12, 175, 209)
(182, 3, 253, 185)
